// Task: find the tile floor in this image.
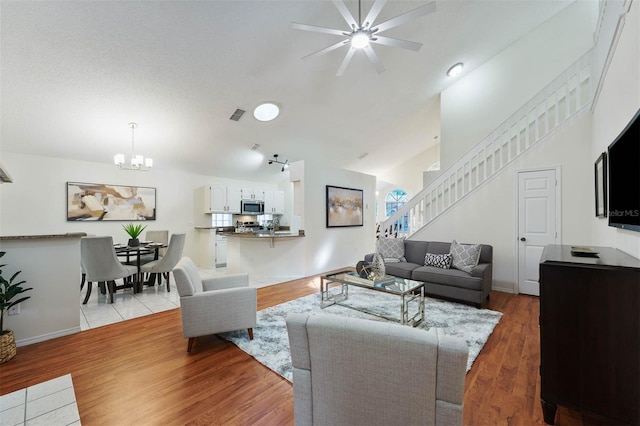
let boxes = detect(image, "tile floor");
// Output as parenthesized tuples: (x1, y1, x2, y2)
(0, 374, 80, 426)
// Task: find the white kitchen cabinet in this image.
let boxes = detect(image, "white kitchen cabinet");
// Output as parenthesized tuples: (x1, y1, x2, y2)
(203, 184, 241, 213)
(264, 190, 285, 214)
(241, 187, 265, 201)
(215, 234, 227, 267)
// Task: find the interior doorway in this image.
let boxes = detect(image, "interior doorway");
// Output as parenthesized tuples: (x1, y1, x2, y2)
(517, 168, 561, 296)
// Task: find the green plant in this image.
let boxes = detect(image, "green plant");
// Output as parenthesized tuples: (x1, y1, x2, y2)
(0, 251, 32, 334)
(123, 223, 147, 239)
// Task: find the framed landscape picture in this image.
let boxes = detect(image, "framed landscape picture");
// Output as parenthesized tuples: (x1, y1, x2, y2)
(326, 185, 363, 228)
(67, 181, 156, 221)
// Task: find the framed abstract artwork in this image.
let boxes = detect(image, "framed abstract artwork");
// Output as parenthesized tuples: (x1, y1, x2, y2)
(326, 185, 363, 228)
(594, 152, 607, 218)
(66, 181, 156, 221)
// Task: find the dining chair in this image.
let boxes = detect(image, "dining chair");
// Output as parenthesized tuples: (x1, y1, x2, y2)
(143, 229, 169, 259)
(82, 236, 138, 304)
(139, 233, 186, 292)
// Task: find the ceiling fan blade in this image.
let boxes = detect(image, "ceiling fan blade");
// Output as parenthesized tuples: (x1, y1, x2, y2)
(336, 46, 357, 76)
(373, 1, 436, 33)
(291, 22, 348, 37)
(363, 0, 387, 28)
(371, 35, 423, 51)
(332, 0, 358, 29)
(363, 45, 385, 73)
(302, 40, 349, 60)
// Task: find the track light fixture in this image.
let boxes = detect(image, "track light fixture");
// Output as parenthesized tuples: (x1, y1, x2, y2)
(268, 154, 289, 172)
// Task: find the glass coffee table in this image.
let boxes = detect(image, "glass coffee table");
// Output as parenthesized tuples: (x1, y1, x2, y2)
(320, 270, 425, 327)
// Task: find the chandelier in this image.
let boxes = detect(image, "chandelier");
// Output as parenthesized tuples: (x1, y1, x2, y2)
(114, 122, 153, 171)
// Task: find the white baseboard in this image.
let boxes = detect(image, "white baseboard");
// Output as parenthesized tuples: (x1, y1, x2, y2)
(16, 326, 81, 347)
(492, 286, 516, 294)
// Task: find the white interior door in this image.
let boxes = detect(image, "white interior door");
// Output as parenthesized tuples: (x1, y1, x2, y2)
(517, 169, 559, 296)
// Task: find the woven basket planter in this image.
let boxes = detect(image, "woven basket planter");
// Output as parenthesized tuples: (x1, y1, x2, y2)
(0, 330, 17, 364)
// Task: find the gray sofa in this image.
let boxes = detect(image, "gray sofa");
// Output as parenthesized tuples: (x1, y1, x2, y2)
(365, 240, 493, 308)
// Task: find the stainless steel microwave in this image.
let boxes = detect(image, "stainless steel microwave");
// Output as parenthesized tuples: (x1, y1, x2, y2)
(241, 199, 264, 215)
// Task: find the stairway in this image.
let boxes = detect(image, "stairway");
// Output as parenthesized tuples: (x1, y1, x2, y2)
(382, 51, 593, 238)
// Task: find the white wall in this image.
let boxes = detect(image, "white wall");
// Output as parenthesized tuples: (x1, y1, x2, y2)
(440, 0, 597, 170)
(0, 152, 207, 260)
(294, 159, 377, 276)
(413, 112, 593, 293)
(0, 236, 81, 345)
(591, 0, 640, 258)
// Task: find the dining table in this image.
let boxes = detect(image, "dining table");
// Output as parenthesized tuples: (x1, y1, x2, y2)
(114, 241, 167, 292)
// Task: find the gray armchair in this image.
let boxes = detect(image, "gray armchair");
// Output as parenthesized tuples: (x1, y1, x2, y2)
(286, 313, 469, 426)
(172, 257, 257, 352)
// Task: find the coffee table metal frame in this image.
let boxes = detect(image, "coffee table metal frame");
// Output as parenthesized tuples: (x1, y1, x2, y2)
(320, 270, 425, 327)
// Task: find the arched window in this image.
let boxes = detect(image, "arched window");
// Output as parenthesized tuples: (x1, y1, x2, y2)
(385, 189, 409, 234)
(385, 189, 408, 217)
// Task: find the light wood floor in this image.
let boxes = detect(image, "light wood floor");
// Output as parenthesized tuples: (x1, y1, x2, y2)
(0, 274, 599, 425)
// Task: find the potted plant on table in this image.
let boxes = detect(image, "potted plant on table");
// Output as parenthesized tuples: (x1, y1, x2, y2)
(0, 251, 32, 364)
(123, 223, 147, 247)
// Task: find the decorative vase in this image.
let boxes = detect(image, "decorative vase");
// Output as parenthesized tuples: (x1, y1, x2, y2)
(0, 330, 17, 364)
(372, 253, 386, 280)
(128, 238, 140, 247)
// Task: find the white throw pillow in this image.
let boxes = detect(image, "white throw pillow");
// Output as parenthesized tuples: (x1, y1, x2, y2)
(449, 240, 482, 273)
(424, 253, 452, 269)
(376, 237, 405, 262)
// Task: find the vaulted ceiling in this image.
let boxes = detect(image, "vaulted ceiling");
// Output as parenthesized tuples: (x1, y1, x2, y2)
(1, 0, 575, 183)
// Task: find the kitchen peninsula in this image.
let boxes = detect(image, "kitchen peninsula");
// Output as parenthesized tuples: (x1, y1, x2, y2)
(225, 229, 306, 281)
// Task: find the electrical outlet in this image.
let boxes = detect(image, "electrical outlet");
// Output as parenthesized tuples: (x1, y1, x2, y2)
(8, 304, 20, 315)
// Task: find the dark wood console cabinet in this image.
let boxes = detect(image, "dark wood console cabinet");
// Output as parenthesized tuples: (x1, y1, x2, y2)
(539, 245, 640, 425)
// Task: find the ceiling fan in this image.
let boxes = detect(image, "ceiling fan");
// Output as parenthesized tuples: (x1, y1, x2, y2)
(292, 0, 436, 76)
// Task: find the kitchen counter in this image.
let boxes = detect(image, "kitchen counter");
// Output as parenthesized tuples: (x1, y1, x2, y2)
(224, 230, 304, 247)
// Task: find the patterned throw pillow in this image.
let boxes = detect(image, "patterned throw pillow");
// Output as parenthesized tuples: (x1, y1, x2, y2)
(376, 237, 405, 262)
(449, 240, 482, 273)
(424, 253, 452, 269)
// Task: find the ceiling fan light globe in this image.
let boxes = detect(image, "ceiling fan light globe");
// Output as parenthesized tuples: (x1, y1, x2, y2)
(351, 32, 370, 49)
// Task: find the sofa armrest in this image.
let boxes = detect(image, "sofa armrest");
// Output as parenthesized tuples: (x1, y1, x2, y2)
(364, 253, 374, 262)
(471, 263, 492, 298)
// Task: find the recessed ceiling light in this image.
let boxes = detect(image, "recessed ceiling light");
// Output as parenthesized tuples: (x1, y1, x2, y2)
(447, 62, 463, 77)
(254, 102, 280, 122)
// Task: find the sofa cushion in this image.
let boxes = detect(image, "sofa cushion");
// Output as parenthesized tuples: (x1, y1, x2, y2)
(376, 237, 405, 262)
(424, 253, 452, 269)
(383, 262, 420, 280)
(403, 240, 430, 265)
(411, 266, 484, 291)
(449, 240, 482, 273)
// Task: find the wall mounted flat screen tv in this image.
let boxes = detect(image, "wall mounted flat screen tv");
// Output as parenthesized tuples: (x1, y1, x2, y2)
(607, 108, 640, 231)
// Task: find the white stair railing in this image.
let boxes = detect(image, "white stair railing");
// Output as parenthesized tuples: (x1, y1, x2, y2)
(383, 51, 593, 238)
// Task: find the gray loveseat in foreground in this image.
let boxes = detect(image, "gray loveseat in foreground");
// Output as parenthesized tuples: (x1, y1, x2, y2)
(365, 240, 493, 308)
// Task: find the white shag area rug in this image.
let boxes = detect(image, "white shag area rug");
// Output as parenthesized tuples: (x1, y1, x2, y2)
(221, 287, 502, 381)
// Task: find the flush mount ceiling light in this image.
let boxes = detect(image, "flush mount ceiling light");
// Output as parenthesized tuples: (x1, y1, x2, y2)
(447, 62, 464, 77)
(114, 122, 153, 171)
(292, 0, 436, 76)
(253, 102, 280, 122)
(268, 154, 289, 172)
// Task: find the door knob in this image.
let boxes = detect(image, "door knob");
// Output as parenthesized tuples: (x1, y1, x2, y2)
(520, 237, 526, 242)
